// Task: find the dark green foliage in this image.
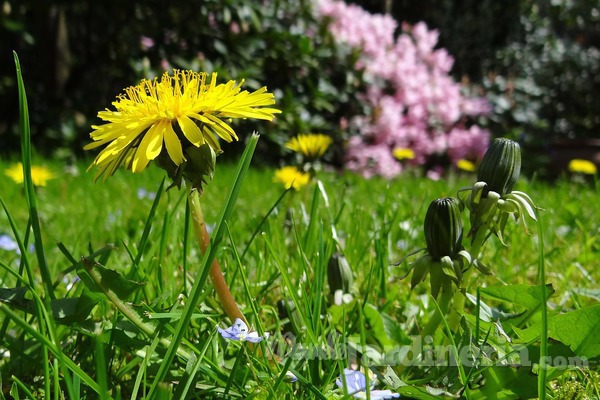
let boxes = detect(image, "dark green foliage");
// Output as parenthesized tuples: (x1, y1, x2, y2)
(2, 0, 599, 182)
(0, 0, 361, 166)
(482, 1, 600, 176)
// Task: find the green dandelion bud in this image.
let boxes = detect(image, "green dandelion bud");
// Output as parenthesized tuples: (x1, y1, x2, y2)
(156, 142, 217, 191)
(327, 252, 353, 294)
(424, 197, 463, 261)
(477, 138, 521, 196)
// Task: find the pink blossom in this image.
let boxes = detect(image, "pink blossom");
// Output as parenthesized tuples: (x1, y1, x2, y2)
(139, 36, 155, 51)
(315, 0, 490, 179)
(160, 58, 171, 71)
(230, 21, 241, 35)
(447, 126, 490, 163)
(345, 137, 403, 179)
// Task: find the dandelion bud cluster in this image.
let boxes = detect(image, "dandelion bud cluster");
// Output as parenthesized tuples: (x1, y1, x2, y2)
(406, 137, 536, 299)
(462, 138, 537, 247)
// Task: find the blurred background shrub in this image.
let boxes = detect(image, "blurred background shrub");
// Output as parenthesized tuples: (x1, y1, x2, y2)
(358, 0, 600, 177)
(1, 0, 599, 177)
(0, 0, 363, 166)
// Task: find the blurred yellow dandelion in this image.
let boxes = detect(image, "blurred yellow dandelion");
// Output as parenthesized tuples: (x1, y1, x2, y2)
(5, 162, 55, 187)
(285, 133, 332, 159)
(393, 147, 414, 160)
(568, 159, 597, 175)
(84, 70, 281, 181)
(273, 166, 310, 190)
(456, 159, 476, 172)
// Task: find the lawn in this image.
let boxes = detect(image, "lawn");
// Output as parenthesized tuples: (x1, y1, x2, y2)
(1, 151, 599, 398)
(1, 53, 599, 400)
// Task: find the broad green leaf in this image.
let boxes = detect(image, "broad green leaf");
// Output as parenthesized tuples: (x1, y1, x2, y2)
(380, 311, 411, 345)
(363, 303, 395, 347)
(50, 291, 100, 324)
(77, 258, 145, 299)
(396, 385, 454, 399)
(471, 365, 538, 400)
(0, 287, 29, 310)
(465, 293, 518, 322)
(514, 304, 600, 359)
(480, 284, 554, 311)
(0, 287, 100, 324)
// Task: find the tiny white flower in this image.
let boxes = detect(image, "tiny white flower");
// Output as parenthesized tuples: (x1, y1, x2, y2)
(334, 289, 354, 305)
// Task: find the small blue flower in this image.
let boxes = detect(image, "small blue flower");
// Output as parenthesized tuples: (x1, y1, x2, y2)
(336, 368, 400, 399)
(217, 318, 265, 343)
(137, 188, 157, 200)
(0, 234, 20, 254)
(284, 371, 298, 383)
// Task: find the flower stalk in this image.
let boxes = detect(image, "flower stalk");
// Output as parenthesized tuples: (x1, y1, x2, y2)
(421, 280, 454, 337)
(188, 189, 245, 324)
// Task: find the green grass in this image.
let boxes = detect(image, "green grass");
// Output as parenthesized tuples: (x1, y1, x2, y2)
(1, 154, 599, 398)
(1, 51, 599, 400)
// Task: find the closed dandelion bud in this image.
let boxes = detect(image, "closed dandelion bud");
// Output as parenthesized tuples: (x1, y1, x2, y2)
(327, 252, 353, 294)
(424, 198, 463, 260)
(183, 143, 218, 191)
(156, 142, 217, 191)
(477, 138, 521, 196)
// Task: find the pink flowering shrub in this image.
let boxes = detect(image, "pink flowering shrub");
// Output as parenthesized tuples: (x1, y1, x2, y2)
(316, 0, 491, 178)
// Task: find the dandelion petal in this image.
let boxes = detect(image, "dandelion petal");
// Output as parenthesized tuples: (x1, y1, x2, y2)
(133, 124, 164, 172)
(162, 121, 185, 165)
(177, 115, 205, 146)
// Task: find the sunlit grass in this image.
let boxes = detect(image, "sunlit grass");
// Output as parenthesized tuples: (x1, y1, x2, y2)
(1, 154, 599, 398)
(1, 159, 598, 307)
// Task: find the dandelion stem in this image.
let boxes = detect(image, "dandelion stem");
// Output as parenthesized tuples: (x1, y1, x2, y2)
(448, 267, 475, 331)
(188, 190, 245, 323)
(422, 281, 454, 338)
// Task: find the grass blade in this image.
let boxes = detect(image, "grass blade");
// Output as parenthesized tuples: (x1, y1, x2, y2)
(537, 214, 548, 400)
(13, 51, 54, 301)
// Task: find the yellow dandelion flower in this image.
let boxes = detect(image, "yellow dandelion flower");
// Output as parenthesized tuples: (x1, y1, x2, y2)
(273, 166, 310, 190)
(393, 147, 415, 161)
(568, 159, 597, 175)
(5, 162, 55, 187)
(285, 133, 332, 159)
(84, 70, 281, 181)
(456, 159, 476, 172)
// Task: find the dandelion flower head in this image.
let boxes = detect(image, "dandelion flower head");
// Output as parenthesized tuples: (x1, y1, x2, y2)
(456, 159, 476, 172)
(568, 159, 597, 175)
(5, 162, 55, 187)
(392, 147, 415, 161)
(285, 133, 332, 159)
(85, 70, 281, 181)
(274, 166, 311, 190)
